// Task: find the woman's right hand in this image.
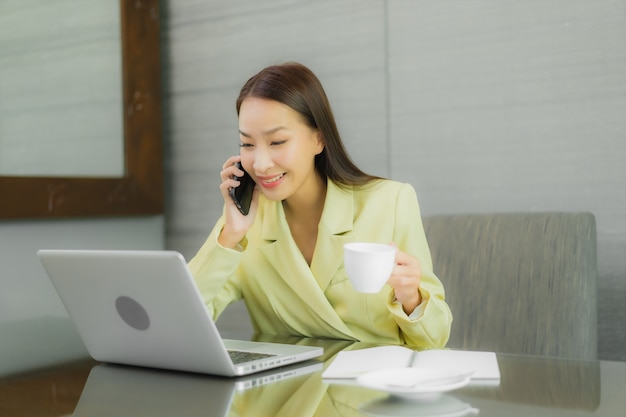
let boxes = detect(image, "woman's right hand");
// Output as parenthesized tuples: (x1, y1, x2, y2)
(217, 156, 260, 249)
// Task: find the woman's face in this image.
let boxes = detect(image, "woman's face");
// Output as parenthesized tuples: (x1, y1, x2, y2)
(238, 97, 324, 203)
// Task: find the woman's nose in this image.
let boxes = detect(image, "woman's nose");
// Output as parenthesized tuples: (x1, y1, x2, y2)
(252, 148, 273, 173)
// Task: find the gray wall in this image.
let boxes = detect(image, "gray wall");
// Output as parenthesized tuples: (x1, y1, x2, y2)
(0, 217, 165, 376)
(0, 2, 166, 376)
(162, 0, 625, 360)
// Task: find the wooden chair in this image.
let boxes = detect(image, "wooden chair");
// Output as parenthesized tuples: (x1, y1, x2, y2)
(422, 212, 598, 360)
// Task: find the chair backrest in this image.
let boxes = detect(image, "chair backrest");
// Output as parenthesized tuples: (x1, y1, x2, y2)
(422, 212, 598, 360)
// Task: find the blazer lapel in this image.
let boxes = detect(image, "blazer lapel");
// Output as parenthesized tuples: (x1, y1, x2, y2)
(258, 202, 312, 290)
(257, 181, 355, 338)
(310, 181, 354, 291)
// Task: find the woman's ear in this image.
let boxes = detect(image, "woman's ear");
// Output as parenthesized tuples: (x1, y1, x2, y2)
(314, 130, 324, 155)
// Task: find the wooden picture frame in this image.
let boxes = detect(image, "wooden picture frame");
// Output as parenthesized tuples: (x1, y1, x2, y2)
(0, 0, 163, 219)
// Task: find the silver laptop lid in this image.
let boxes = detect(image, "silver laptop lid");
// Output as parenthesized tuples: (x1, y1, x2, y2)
(37, 250, 322, 376)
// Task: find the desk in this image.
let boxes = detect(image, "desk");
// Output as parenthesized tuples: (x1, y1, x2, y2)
(1, 336, 624, 417)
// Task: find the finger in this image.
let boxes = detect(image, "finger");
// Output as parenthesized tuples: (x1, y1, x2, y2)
(221, 155, 242, 171)
(219, 179, 242, 203)
(388, 253, 422, 287)
(220, 178, 239, 193)
(391, 262, 413, 278)
(394, 249, 419, 269)
(220, 163, 244, 182)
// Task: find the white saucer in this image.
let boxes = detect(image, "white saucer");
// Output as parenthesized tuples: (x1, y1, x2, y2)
(357, 368, 472, 400)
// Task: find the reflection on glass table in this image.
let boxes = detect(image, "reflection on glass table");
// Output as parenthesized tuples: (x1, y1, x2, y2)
(360, 394, 478, 417)
(0, 335, 624, 417)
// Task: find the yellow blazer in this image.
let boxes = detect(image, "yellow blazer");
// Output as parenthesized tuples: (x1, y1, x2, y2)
(188, 179, 452, 347)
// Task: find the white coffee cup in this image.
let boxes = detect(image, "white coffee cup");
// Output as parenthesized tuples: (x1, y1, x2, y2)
(343, 242, 397, 293)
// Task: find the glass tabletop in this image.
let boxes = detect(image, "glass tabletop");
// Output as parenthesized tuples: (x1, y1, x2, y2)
(1, 333, 624, 417)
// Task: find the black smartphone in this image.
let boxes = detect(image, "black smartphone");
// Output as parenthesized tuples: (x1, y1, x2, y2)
(230, 162, 255, 215)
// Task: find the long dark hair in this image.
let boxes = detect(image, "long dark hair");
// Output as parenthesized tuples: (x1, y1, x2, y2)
(236, 62, 381, 187)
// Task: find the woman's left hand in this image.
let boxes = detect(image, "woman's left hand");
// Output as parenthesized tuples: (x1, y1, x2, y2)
(387, 246, 423, 315)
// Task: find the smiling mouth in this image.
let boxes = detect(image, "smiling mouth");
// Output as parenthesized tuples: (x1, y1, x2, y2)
(260, 173, 285, 184)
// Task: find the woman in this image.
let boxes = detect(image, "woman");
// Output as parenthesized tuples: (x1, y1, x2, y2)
(189, 62, 452, 347)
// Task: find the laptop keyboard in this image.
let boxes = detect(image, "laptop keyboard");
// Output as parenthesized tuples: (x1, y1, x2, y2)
(228, 350, 277, 364)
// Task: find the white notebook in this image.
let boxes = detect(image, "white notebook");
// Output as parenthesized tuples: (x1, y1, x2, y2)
(322, 345, 500, 382)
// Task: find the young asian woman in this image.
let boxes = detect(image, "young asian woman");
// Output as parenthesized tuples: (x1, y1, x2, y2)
(188, 62, 452, 347)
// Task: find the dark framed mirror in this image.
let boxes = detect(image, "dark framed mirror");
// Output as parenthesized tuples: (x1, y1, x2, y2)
(0, 0, 163, 219)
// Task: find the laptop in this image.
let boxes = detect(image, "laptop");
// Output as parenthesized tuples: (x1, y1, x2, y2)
(37, 249, 323, 376)
(73, 360, 323, 417)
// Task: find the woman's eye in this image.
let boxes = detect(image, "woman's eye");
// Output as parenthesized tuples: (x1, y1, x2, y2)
(271, 140, 287, 146)
(239, 143, 253, 148)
